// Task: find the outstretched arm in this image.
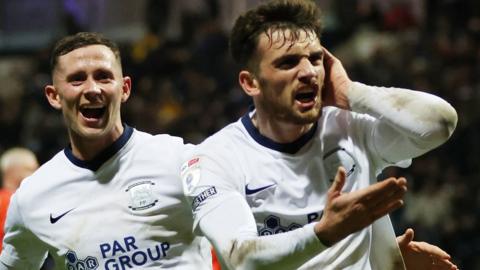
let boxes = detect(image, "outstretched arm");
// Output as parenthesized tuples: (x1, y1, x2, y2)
(197, 167, 407, 270)
(322, 48, 458, 162)
(315, 167, 407, 246)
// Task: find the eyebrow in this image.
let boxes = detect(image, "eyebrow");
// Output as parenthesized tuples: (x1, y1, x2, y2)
(272, 54, 299, 65)
(309, 50, 324, 59)
(272, 49, 324, 65)
(65, 71, 86, 82)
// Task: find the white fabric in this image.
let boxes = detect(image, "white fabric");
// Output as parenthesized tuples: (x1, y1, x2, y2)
(349, 81, 457, 163)
(0, 127, 211, 270)
(184, 108, 404, 269)
(182, 84, 456, 270)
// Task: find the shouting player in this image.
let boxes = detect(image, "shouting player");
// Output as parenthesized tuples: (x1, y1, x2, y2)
(182, 0, 458, 269)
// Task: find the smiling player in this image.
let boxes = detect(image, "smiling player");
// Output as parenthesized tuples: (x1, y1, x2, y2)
(0, 32, 211, 270)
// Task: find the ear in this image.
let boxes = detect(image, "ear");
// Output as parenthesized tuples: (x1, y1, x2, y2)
(44, 85, 62, 110)
(121, 76, 132, 102)
(238, 70, 261, 97)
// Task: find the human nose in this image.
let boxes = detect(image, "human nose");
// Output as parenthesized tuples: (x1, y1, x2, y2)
(298, 59, 317, 84)
(84, 78, 102, 98)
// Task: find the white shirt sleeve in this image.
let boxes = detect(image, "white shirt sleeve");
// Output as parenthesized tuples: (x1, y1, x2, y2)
(182, 154, 327, 270)
(0, 193, 49, 270)
(347, 82, 458, 164)
(199, 195, 325, 270)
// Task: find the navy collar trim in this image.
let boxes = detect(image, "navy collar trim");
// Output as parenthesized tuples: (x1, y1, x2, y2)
(241, 113, 317, 154)
(64, 125, 134, 171)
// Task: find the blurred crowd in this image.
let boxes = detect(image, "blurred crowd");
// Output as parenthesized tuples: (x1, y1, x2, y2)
(0, 0, 478, 268)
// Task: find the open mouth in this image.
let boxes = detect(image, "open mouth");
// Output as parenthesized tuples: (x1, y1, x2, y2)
(295, 91, 317, 103)
(295, 88, 318, 105)
(80, 106, 106, 120)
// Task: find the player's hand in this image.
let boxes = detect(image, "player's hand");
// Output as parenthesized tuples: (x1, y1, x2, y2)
(314, 167, 407, 246)
(322, 47, 352, 110)
(397, 228, 459, 270)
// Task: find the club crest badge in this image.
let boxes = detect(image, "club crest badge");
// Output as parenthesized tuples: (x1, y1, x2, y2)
(126, 180, 158, 211)
(323, 147, 357, 183)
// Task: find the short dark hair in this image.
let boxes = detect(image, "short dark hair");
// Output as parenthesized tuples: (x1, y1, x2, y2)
(50, 32, 121, 72)
(230, 0, 323, 69)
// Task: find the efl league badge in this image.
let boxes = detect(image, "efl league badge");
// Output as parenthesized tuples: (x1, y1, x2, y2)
(181, 157, 201, 194)
(126, 181, 158, 211)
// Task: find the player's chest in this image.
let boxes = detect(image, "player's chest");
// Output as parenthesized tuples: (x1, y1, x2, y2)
(243, 143, 370, 233)
(244, 142, 365, 200)
(31, 172, 187, 269)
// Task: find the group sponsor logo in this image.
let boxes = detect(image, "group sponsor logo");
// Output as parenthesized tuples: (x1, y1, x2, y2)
(65, 236, 170, 270)
(258, 212, 322, 235)
(65, 250, 99, 270)
(258, 215, 302, 235)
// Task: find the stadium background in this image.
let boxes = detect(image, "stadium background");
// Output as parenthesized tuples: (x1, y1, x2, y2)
(0, 0, 478, 268)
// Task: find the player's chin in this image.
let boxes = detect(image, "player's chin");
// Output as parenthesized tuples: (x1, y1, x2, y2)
(290, 111, 320, 125)
(301, 114, 320, 124)
(75, 120, 109, 138)
(79, 127, 107, 140)
(299, 106, 322, 120)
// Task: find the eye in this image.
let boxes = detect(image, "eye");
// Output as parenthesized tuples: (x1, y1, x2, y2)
(67, 73, 86, 86)
(309, 53, 323, 66)
(95, 70, 114, 83)
(276, 56, 300, 70)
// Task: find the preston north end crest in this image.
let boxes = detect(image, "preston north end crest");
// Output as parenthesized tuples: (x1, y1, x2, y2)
(126, 181, 158, 211)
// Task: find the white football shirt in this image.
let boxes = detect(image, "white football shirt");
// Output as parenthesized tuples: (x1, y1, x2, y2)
(183, 108, 411, 270)
(0, 126, 211, 270)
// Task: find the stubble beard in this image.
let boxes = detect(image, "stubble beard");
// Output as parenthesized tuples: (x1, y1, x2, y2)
(258, 96, 322, 126)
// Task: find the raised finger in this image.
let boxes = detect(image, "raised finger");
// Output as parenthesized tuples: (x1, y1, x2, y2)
(369, 181, 407, 209)
(431, 257, 458, 270)
(410, 240, 451, 260)
(354, 177, 407, 206)
(328, 167, 346, 199)
(369, 198, 404, 220)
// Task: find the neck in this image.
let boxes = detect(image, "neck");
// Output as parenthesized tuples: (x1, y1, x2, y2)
(69, 125, 124, 161)
(252, 111, 313, 143)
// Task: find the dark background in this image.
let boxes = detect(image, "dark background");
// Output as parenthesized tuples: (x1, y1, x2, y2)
(0, 0, 478, 268)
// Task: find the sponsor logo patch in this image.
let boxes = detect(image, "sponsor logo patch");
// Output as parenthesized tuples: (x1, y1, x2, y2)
(188, 157, 199, 167)
(192, 186, 217, 211)
(64, 236, 171, 270)
(65, 250, 98, 270)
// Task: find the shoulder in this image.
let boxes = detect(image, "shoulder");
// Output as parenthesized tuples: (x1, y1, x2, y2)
(321, 107, 376, 131)
(20, 150, 68, 186)
(322, 107, 353, 124)
(129, 130, 194, 169)
(13, 150, 67, 206)
(133, 129, 189, 152)
(183, 121, 249, 175)
(198, 121, 244, 152)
